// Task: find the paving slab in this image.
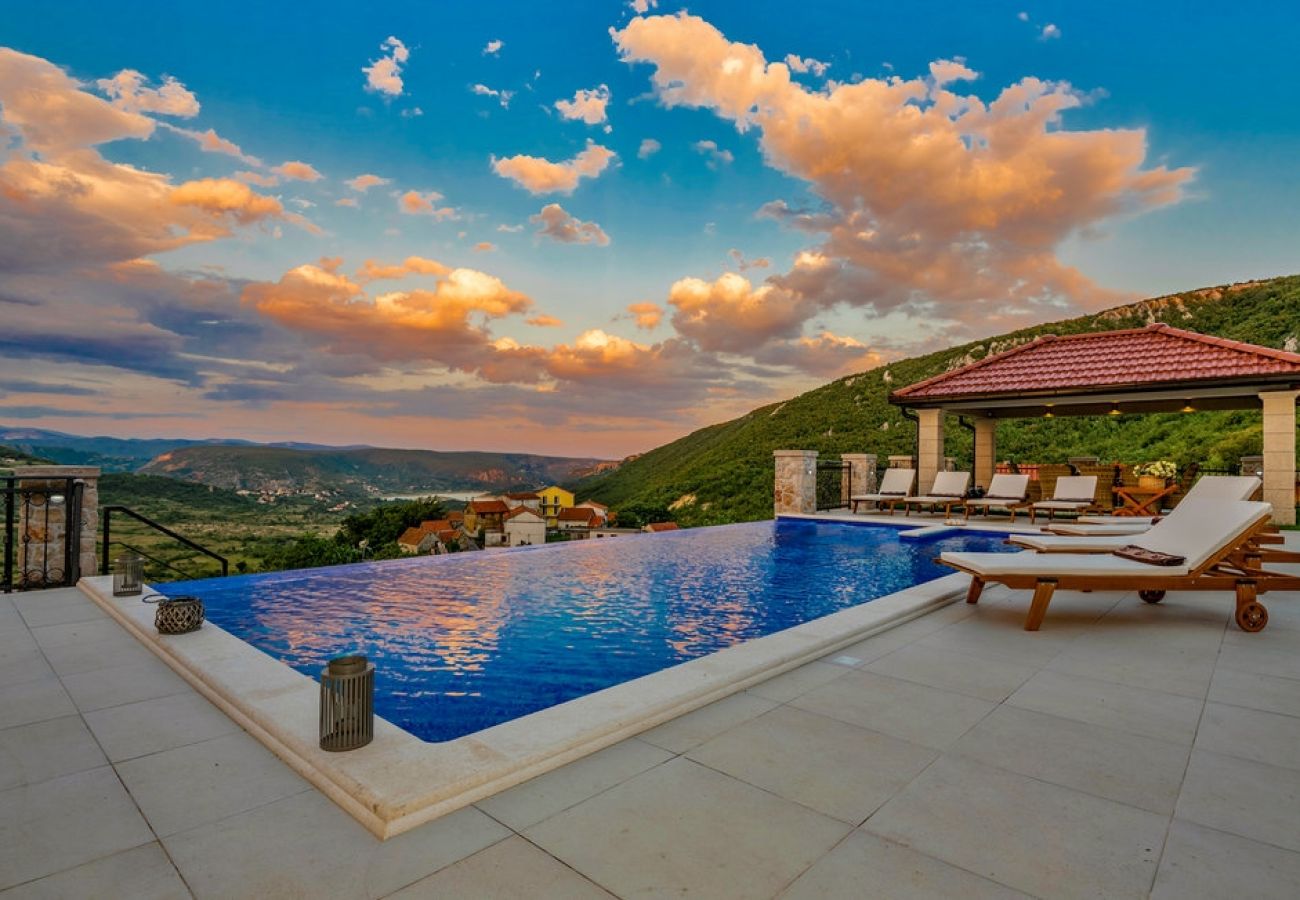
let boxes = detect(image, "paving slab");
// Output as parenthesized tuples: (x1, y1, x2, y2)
(525, 757, 851, 899)
(1175, 749, 1300, 852)
(0, 676, 76, 731)
(83, 690, 242, 762)
(60, 656, 191, 713)
(0, 842, 189, 900)
(0, 715, 107, 792)
(1151, 819, 1300, 900)
(1195, 701, 1300, 771)
(865, 755, 1166, 900)
(864, 642, 1041, 703)
(388, 836, 612, 899)
(1208, 667, 1300, 719)
(637, 690, 779, 753)
(748, 660, 850, 703)
(1006, 668, 1204, 745)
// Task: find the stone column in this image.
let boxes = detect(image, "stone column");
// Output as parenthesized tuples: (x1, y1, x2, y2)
(915, 409, 945, 494)
(1259, 390, 1299, 525)
(973, 418, 997, 491)
(841, 454, 877, 505)
(11, 466, 100, 587)
(887, 455, 915, 470)
(773, 450, 818, 515)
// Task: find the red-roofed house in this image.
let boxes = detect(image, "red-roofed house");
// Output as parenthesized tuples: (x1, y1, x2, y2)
(643, 522, 679, 533)
(557, 506, 603, 531)
(890, 323, 1300, 522)
(503, 491, 541, 512)
(503, 507, 546, 546)
(398, 520, 460, 554)
(464, 499, 510, 536)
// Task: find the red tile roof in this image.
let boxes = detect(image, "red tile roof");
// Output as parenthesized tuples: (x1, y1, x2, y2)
(420, 519, 451, 532)
(505, 507, 543, 521)
(398, 527, 429, 546)
(892, 324, 1300, 402)
(645, 522, 679, 532)
(468, 499, 510, 514)
(504, 491, 540, 500)
(558, 507, 601, 524)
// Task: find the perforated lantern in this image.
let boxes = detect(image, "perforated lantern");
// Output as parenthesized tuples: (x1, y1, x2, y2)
(112, 554, 144, 596)
(319, 654, 374, 751)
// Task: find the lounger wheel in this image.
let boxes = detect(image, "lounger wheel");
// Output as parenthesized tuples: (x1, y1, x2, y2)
(1139, 589, 1166, 604)
(1236, 601, 1268, 633)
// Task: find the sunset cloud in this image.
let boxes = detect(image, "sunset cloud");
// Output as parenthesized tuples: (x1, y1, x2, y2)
(627, 301, 663, 329)
(483, 39, 504, 56)
(356, 256, 451, 283)
(471, 83, 514, 108)
(527, 314, 563, 327)
(692, 139, 733, 168)
(345, 173, 390, 192)
(753, 331, 884, 377)
(783, 54, 828, 77)
(97, 69, 200, 117)
(398, 190, 457, 218)
(363, 36, 409, 96)
(491, 141, 615, 194)
(555, 85, 611, 125)
(638, 138, 661, 159)
(235, 170, 279, 187)
(530, 203, 610, 245)
(473, 241, 496, 252)
(667, 272, 812, 353)
(614, 12, 1193, 333)
(272, 160, 323, 182)
(160, 124, 262, 165)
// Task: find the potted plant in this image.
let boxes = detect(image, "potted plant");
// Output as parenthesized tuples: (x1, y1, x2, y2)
(1133, 460, 1177, 490)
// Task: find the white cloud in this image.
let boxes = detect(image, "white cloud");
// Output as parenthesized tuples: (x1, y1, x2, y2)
(471, 83, 514, 108)
(345, 173, 390, 192)
(1040, 23, 1061, 40)
(629, 0, 658, 12)
(363, 36, 410, 97)
(783, 54, 829, 77)
(1018, 11, 1030, 22)
(483, 39, 503, 55)
(530, 203, 610, 245)
(638, 138, 661, 159)
(555, 85, 611, 125)
(692, 139, 733, 168)
(97, 70, 200, 117)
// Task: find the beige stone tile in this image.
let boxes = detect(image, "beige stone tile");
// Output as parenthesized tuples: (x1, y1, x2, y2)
(864, 643, 1040, 703)
(0, 676, 76, 731)
(0, 650, 54, 689)
(748, 660, 850, 703)
(791, 670, 995, 750)
(1217, 642, 1300, 681)
(30, 618, 131, 650)
(1151, 819, 1300, 900)
(1196, 701, 1300, 771)
(60, 657, 191, 713)
(0, 766, 154, 890)
(688, 705, 936, 824)
(0, 715, 107, 792)
(0, 842, 189, 900)
(949, 705, 1189, 814)
(15, 595, 107, 629)
(1208, 667, 1300, 719)
(41, 631, 154, 677)
(1046, 635, 1218, 699)
(477, 737, 672, 832)
(84, 690, 240, 762)
(164, 791, 509, 899)
(116, 731, 309, 836)
(1176, 749, 1300, 852)
(389, 836, 612, 899)
(525, 758, 850, 899)
(1007, 669, 1204, 745)
(779, 830, 1031, 900)
(912, 610, 1082, 668)
(637, 691, 779, 754)
(865, 755, 1166, 900)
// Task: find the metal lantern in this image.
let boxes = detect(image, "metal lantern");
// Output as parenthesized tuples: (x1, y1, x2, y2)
(320, 655, 375, 751)
(113, 554, 145, 596)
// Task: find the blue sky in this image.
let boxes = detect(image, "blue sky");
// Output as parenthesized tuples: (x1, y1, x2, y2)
(1, 1, 1297, 456)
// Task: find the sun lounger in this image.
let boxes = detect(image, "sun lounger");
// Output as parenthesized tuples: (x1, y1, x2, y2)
(1011, 497, 1207, 552)
(940, 499, 1297, 632)
(1074, 475, 1262, 525)
(850, 468, 916, 514)
(1028, 475, 1098, 523)
(902, 471, 971, 517)
(961, 473, 1031, 521)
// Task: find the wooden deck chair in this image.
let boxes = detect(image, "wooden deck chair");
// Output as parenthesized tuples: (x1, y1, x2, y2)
(902, 471, 971, 518)
(1028, 475, 1098, 523)
(850, 468, 916, 514)
(939, 500, 1299, 632)
(962, 473, 1031, 521)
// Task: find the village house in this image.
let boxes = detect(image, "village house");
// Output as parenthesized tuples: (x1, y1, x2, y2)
(643, 521, 680, 533)
(556, 505, 604, 532)
(397, 519, 459, 554)
(537, 485, 575, 527)
(503, 508, 547, 547)
(503, 491, 541, 512)
(463, 498, 510, 536)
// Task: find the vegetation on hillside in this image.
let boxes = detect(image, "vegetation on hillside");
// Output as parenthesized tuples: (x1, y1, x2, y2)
(573, 276, 1300, 525)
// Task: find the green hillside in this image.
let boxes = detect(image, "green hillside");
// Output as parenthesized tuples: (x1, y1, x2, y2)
(574, 276, 1300, 525)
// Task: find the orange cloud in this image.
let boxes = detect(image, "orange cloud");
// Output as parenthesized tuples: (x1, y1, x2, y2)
(555, 85, 611, 125)
(345, 173, 390, 192)
(356, 256, 452, 283)
(161, 124, 262, 165)
(97, 69, 200, 117)
(530, 203, 610, 245)
(169, 178, 287, 226)
(614, 13, 1193, 326)
(235, 170, 280, 187)
(473, 241, 496, 252)
(273, 160, 323, 182)
(491, 141, 615, 194)
(754, 331, 884, 377)
(398, 190, 458, 218)
(667, 272, 812, 352)
(527, 314, 563, 327)
(627, 302, 663, 330)
(363, 36, 409, 96)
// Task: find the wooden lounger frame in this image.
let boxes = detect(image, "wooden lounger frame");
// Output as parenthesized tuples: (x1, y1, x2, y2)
(963, 496, 1032, 522)
(943, 517, 1300, 633)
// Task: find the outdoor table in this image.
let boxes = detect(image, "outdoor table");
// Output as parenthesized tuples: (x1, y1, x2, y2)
(1111, 484, 1177, 517)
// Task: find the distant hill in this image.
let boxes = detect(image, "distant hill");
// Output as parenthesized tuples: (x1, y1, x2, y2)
(0, 443, 54, 467)
(573, 276, 1300, 525)
(140, 445, 609, 496)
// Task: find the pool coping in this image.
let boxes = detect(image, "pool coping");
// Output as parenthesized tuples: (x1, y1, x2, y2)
(78, 523, 988, 840)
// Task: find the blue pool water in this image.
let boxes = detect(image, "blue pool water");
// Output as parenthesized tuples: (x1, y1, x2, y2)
(161, 520, 1013, 742)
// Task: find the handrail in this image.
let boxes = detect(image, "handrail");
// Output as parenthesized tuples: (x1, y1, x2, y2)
(100, 505, 229, 578)
(103, 540, 200, 581)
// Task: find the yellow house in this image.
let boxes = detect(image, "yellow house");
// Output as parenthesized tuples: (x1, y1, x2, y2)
(537, 485, 575, 527)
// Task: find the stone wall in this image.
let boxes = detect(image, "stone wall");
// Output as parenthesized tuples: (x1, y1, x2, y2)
(773, 450, 818, 515)
(10, 466, 99, 587)
(840, 454, 877, 506)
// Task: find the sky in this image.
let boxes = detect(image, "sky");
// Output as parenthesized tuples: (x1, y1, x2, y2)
(2, 0, 1298, 459)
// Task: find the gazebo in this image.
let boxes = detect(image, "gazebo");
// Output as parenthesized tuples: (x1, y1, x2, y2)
(889, 324, 1300, 524)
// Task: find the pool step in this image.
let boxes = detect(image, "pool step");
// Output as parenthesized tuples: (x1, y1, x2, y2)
(898, 525, 959, 541)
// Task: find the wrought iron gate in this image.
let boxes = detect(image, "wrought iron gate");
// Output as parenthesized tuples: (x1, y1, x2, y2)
(2, 476, 84, 592)
(815, 460, 853, 512)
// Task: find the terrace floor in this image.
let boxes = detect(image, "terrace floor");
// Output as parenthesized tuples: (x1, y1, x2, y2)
(3, 538, 1300, 898)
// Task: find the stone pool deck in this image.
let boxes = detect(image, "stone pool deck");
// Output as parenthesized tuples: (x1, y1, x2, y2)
(4, 557, 1300, 896)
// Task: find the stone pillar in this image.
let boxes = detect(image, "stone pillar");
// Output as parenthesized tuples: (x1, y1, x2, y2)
(11, 466, 100, 587)
(773, 450, 818, 515)
(915, 409, 945, 494)
(887, 455, 915, 470)
(973, 418, 997, 491)
(1259, 390, 1299, 525)
(841, 454, 877, 505)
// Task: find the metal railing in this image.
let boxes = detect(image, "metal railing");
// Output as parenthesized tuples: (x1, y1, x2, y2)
(2, 476, 84, 593)
(815, 460, 853, 512)
(100, 505, 229, 583)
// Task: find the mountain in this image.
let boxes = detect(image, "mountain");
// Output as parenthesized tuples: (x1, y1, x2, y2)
(139, 445, 609, 496)
(573, 276, 1300, 525)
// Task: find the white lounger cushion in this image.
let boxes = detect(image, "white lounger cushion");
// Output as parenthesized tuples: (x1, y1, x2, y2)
(1036, 475, 1098, 504)
(908, 471, 970, 503)
(850, 468, 915, 501)
(1010, 533, 1132, 552)
(965, 473, 1030, 506)
(942, 499, 1272, 579)
(1046, 522, 1152, 536)
(1032, 500, 1095, 511)
(1076, 475, 1262, 523)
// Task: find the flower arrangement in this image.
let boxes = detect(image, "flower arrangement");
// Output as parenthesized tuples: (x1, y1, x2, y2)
(1133, 460, 1177, 480)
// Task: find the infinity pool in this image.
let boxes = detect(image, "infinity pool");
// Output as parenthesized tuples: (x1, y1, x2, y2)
(162, 519, 1012, 742)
